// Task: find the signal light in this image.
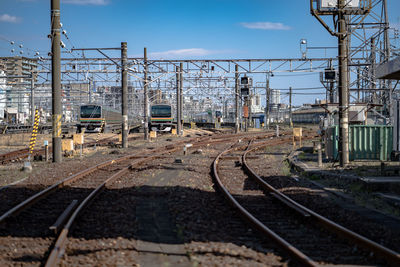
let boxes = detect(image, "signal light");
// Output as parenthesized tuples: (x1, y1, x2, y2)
(324, 69, 336, 80)
(241, 77, 249, 85)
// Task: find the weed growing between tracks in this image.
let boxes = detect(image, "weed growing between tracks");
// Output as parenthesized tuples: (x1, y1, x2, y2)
(281, 160, 292, 177)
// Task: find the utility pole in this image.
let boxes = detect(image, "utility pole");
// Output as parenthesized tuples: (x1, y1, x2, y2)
(289, 86, 293, 127)
(382, 0, 392, 122)
(235, 64, 239, 133)
(143, 47, 149, 140)
(357, 63, 360, 102)
(371, 37, 376, 103)
(176, 66, 181, 135)
(88, 78, 92, 104)
(30, 74, 35, 124)
(337, 0, 349, 166)
(121, 42, 128, 148)
(265, 74, 270, 129)
(245, 97, 249, 132)
(329, 80, 334, 103)
(328, 59, 335, 103)
(179, 62, 183, 135)
(249, 94, 252, 129)
(310, 0, 371, 167)
(51, 0, 62, 163)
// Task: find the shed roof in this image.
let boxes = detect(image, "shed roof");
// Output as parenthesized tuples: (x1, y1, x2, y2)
(376, 57, 400, 80)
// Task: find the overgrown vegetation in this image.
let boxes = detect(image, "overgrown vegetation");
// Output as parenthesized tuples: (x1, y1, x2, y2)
(282, 160, 292, 177)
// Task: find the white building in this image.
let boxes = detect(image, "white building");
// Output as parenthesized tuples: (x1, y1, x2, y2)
(251, 94, 263, 113)
(271, 89, 281, 105)
(0, 70, 6, 119)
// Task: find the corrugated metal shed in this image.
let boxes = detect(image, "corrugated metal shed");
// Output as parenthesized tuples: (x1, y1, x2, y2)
(326, 125, 393, 161)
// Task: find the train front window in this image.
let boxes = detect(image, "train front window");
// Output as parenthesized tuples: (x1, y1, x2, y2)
(81, 106, 101, 118)
(151, 106, 171, 117)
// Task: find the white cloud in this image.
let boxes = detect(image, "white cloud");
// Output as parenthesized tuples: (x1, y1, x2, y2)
(240, 22, 291, 30)
(62, 0, 109, 5)
(0, 14, 21, 23)
(149, 48, 225, 59)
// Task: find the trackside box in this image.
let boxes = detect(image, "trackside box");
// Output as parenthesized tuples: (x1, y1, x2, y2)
(326, 125, 393, 161)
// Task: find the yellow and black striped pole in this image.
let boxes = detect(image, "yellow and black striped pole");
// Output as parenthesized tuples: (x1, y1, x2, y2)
(29, 109, 40, 157)
(95, 119, 105, 149)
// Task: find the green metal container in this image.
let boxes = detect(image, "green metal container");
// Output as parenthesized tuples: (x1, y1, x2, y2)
(328, 125, 393, 161)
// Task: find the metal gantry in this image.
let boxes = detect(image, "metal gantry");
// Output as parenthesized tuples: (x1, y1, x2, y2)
(310, 0, 400, 166)
(31, 56, 337, 123)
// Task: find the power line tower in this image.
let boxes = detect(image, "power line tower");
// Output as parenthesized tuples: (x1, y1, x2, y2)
(311, 0, 373, 166)
(312, 0, 399, 166)
(346, 0, 393, 113)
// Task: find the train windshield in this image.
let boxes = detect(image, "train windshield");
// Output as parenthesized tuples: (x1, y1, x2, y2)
(81, 105, 101, 118)
(151, 106, 171, 117)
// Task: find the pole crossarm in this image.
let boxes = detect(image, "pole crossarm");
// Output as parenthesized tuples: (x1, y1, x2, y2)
(37, 57, 338, 76)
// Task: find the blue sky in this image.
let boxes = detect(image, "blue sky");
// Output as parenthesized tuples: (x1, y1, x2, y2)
(0, 0, 399, 105)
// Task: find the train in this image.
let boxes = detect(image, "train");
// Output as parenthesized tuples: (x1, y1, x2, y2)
(292, 107, 326, 124)
(192, 110, 222, 123)
(149, 104, 175, 132)
(192, 111, 213, 123)
(77, 104, 121, 133)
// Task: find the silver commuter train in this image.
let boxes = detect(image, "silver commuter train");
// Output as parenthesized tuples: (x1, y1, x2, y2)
(77, 104, 122, 133)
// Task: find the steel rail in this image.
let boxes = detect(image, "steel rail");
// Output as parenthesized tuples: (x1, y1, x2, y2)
(0, 148, 29, 164)
(44, 131, 277, 266)
(45, 146, 182, 267)
(242, 143, 400, 266)
(0, 151, 137, 223)
(0, 131, 270, 223)
(0, 134, 117, 165)
(0, 128, 270, 165)
(212, 137, 319, 267)
(0, 135, 198, 224)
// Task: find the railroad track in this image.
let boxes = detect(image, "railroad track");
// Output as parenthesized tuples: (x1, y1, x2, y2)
(0, 134, 122, 165)
(212, 136, 400, 266)
(0, 130, 278, 266)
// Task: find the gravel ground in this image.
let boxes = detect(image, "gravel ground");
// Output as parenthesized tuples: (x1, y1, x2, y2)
(61, 135, 286, 266)
(246, 142, 400, 258)
(4, 128, 394, 266)
(0, 130, 289, 266)
(0, 131, 207, 266)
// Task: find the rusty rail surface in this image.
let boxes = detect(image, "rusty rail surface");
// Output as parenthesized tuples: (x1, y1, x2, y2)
(45, 147, 181, 267)
(0, 134, 209, 224)
(242, 143, 400, 266)
(0, 129, 274, 165)
(44, 131, 278, 267)
(0, 131, 270, 223)
(0, 130, 281, 266)
(212, 136, 319, 267)
(0, 134, 118, 164)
